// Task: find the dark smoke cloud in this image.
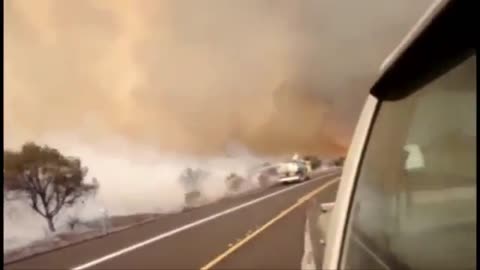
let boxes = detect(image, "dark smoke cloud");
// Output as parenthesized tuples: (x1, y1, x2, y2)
(4, 0, 433, 156)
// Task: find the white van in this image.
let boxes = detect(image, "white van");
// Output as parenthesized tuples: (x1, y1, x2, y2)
(303, 0, 476, 269)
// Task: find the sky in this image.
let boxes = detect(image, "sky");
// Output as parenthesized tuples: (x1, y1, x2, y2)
(4, 0, 433, 156)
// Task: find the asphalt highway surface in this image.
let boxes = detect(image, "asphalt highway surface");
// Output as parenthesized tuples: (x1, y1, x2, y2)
(6, 169, 341, 270)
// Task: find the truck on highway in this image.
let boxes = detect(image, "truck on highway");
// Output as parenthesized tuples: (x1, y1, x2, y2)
(302, 1, 476, 269)
(276, 154, 312, 184)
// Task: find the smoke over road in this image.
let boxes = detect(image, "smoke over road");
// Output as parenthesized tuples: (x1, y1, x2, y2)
(4, 0, 433, 155)
(4, 0, 433, 251)
(4, 133, 269, 251)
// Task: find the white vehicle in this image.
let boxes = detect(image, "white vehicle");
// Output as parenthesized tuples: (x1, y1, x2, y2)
(303, 1, 475, 269)
(277, 160, 310, 184)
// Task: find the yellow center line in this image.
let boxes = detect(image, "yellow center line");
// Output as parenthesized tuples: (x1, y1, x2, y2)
(200, 177, 340, 270)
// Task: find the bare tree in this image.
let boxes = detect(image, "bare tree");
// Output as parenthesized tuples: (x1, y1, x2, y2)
(179, 168, 209, 208)
(179, 168, 208, 192)
(225, 173, 245, 192)
(4, 142, 98, 232)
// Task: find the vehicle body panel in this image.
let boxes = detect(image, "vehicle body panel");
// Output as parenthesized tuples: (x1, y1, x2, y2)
(322, 96, 379, 269)
(301, 0, 475, 269)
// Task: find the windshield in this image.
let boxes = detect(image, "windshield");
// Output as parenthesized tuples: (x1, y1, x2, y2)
(340, 55, 476, 270)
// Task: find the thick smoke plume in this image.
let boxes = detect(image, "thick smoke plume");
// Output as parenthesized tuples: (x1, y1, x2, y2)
(5, 0, 433, 155)
(4, 0, 433, 251)
(4, 134, 268, 251)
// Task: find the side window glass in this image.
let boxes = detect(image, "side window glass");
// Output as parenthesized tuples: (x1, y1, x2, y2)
(341, 55, 476, 270)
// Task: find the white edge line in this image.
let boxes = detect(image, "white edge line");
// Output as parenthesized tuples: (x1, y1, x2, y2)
(301, 215, 316, 270)
(72, 169, 341, 270)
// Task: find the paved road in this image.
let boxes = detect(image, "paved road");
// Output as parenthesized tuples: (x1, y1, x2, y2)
(6, 169, 340, 270)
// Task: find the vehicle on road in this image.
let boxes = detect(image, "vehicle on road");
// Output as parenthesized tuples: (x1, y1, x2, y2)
(303, 1, 476, 269)
(277, 156, 312, 184)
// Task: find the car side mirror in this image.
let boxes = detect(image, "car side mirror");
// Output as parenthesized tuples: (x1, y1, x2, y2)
(317, 202, 335, 245)
(305, 199, 335, 268)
